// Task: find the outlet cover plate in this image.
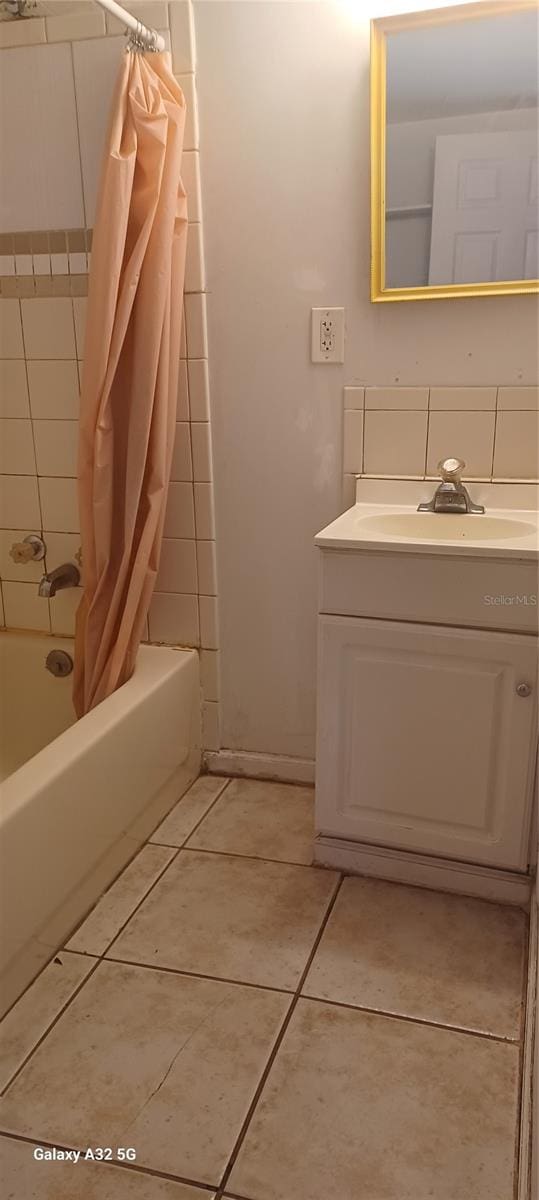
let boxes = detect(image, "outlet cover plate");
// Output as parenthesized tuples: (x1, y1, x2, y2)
(311, 307, 345, 363)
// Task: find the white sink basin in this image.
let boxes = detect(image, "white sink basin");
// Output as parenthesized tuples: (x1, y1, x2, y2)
(356, 512, 536, 542)
(315, 481, 539, 559)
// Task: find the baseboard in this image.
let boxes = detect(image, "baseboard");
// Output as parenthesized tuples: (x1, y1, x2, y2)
(314, 835, 532, 906)
(204, 749, 315, 785)
(519, 901, 538, 1200)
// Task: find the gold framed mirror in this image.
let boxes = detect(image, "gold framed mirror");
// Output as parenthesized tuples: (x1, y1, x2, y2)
(370, 0, 539, 302)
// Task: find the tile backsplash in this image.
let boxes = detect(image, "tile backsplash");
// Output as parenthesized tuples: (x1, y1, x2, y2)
(342, 384, 539, 508)
(0, 1, 220, 751)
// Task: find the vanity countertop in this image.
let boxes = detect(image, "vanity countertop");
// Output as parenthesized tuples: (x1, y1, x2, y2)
(315, 480, 539, 560)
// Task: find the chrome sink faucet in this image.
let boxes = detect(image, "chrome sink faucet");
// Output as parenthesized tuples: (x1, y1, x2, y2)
(418, 458, 485, 515)
(38, 561, 81, 597)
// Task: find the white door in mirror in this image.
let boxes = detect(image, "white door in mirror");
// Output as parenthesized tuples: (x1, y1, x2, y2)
(311, 307, 344, 363)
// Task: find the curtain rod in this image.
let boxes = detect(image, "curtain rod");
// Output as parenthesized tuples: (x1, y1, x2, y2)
(94, 0, 166, 52)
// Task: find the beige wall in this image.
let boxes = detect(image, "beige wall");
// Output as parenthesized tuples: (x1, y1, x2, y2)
(0, 1, 220, 748)
(195, 0, 539, 762)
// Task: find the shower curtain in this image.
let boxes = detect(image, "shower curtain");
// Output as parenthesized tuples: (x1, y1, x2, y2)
(73, 50, 187, 717)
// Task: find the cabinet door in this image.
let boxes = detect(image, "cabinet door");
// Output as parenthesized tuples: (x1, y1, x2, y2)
(316, 616, 537, 870)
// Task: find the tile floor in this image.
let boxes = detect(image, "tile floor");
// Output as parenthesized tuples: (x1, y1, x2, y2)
(0, 775, 528, 1200)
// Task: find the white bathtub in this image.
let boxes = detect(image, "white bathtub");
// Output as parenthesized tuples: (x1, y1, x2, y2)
(0, 632, 200, 1016)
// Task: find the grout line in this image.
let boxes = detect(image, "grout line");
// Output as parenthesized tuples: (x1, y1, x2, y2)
(215, 873, 344, 1197)
(0, 955, 101, 1098)
(492, 385, 500, 479)
(177, 845, 318, 870)
(299, 993, 523, 1046)
(0, 1131, 217, 1194)
(101, 954, 294, 998)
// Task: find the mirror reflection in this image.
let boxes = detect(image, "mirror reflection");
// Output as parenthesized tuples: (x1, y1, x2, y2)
(384, 9, 539, 290)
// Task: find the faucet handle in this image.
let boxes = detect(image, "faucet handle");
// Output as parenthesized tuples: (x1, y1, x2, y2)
(10, 534, 46, 563)
(438, 457, 465, 483)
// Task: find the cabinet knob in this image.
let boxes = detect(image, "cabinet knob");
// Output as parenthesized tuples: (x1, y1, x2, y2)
(516, 682, 533, 698)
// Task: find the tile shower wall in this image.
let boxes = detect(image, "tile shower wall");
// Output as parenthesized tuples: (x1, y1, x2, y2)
(0, 1, 220, 750)
(341, 385, 539, 508)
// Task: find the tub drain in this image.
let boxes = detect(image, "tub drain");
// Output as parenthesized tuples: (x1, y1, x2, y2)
(45, 649, 73, 678)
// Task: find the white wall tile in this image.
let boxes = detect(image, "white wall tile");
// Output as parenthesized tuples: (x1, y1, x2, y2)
(184, 292, 207, 358)
(27, 361, 79, 420)
(185, 223, 205, 292)
(104, 0, 169, 35)
(182, 151, 202, 223)
(149, 592, 199, 645)
(0, 475, 40, 529)
(429, 387, 497, 411)
(170, 422, 193, 482)
(0, 17, 45, 47)
(68, 252, 87, 276)
(191, 422, 212, 481)
(199, 594, 219, 649)
(38, 477, 79, 533)
(497, 386, 539, 411)
(44, 532, 81, 574)
(0, 301, 24, 359)
(15, 254, 33, 276)
(72, 298, 87, 360)
(0, 255, 15, 277)
(0, 420, 36, 476)
(170, 0, 195, 72)
(21, 299, 76, 360)
(196, 539, 217, 595)
(0, 529, 43, 584)
(2, 581, 50, 633)
(163, 481, 195, 538)
(200, 649, 220, 702)
(32, 254, 51, 276)
(51, 252, 69, 276)
(427, 411, 495, 478)
(194, 481, 215, 539)
(177, 73, 199, 151)
(156, 538, 197, 594)
(363, 411, 428, 476)
(342, 410, 363, 474)
(0, 361, 29, 418)
(493, 411, 539, 479)
(202, 700, 220, 751)
(343, 386, 364, 410)
(0, 44, 84, 232)
(49, 587, 82, 636)
(33, 420, 78, 477)
(365, 387, 429, 410)
(188, 358, 209, 420)
(45, 8, 106, 41)
(177, 359, 189, 421)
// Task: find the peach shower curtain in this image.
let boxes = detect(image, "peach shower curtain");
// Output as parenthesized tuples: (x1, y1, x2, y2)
(73, 50, 187, 717)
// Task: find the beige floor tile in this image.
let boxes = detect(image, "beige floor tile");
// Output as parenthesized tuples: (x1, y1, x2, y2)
(66, 845, 176, 956)
(187, 778, 315, 864)
(0, 951, 95, 1092)
(108, 851, 338, 990)
(229, 998, 520, 1200)
(0, 961, 289, 1187)
(0, 1136, 214, 1198)
(303, 877, 526, 1038)
(150, 775, 230, 847)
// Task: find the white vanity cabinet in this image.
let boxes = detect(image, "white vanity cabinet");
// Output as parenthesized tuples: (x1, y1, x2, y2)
(316, 614, 537, 871)
(314, 484, 539, 899)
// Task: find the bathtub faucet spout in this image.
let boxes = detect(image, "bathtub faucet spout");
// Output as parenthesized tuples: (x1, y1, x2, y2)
(38, 561, 81, 598)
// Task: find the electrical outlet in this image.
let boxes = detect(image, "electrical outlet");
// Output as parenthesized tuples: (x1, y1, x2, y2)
(311, 307, 345, 363)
